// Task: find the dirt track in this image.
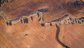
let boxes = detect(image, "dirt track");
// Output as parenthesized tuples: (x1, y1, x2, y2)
(0, 0, 84, 48)
(0, 13, 84, 48)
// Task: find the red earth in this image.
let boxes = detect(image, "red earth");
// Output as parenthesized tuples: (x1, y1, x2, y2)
(0, 0, 84, 48)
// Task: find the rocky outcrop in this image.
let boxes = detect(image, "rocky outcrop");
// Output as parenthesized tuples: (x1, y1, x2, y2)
(0, 0, 84, 48)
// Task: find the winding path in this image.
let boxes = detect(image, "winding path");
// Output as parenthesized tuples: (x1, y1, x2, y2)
(55, 24, 70, 48)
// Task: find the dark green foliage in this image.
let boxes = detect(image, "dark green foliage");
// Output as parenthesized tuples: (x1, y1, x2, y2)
(0, 0, 14, 7)
(0, 0, 8, 6)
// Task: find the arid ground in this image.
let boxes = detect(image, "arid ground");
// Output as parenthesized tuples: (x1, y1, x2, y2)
(0, 0, 84, 48)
